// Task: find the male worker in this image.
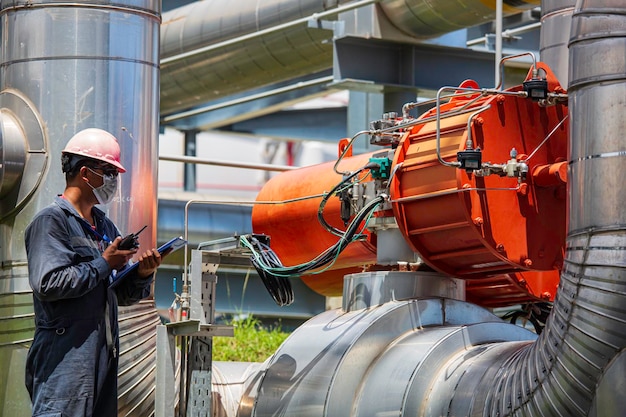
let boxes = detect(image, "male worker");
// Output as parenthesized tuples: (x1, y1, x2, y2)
(24, 128, 162, 416)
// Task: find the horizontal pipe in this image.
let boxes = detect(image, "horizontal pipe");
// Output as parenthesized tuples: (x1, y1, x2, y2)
(466, 21, 542, 46)
(161, 75, 334, 123)
(161, 0, 379, 66)
(160, 0, 540, 115)
(159, 154, 297, 172)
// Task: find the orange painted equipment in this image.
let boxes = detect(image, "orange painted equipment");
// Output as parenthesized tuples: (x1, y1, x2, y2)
(252, 151, 378, 277)
(390, 63, 567, 304)
(252, 63, 567, 307)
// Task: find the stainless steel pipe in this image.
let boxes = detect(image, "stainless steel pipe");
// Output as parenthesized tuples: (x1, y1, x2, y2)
(160, 0, 541, 115)
(0, 0, 161, 415)
(540, 0, 575, 86)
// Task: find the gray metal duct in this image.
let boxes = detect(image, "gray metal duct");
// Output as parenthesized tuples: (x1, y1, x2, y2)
(159, 0, 541, 116)
(206, 272, 536, 417)
(233, 273, 537, 417)
(0, 0, 161, 415)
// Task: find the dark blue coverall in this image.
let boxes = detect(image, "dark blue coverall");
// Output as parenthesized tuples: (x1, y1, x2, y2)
(25, 196, 153, 417)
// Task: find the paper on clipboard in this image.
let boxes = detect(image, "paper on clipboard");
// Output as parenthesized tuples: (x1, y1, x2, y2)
(110, 236, 186, 288)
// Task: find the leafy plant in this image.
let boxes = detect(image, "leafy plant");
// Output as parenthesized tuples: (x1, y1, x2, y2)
(213, 315, 290, 362)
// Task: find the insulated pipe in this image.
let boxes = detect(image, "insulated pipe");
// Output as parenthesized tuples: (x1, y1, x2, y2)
(424, 2, 626, 416)
(159, 0, 540, 115)
(378, 0, 540, 39)
(232, 284, 537, 417)
(160, 0, 345, 115)
(0, 0, 161, 414)
(540, 0, 575, 86)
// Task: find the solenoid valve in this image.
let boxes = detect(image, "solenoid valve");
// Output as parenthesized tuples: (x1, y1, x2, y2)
(370, 112, 403, 146)
(457, 148, 482, 172)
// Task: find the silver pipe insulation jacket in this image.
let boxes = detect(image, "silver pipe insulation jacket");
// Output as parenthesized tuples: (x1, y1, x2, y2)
(378, 0, 540, 39)
(0, 0, 161, 414)
(160, 0, 343, 114)
(540, 0, 576, 86)
(159, 0, 540, 115)
(233, 293, 537, 417)
(425, 2, 626, 416)
(0, 0, 161, 240)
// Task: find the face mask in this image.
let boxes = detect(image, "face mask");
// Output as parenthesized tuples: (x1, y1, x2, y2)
(87, 168, 119, 205)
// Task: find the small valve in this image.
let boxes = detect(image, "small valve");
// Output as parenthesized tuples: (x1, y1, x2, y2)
(180, 284, 190, 321)
(370, 112, 402, 146)
(505, 148, 518, 177)
(502, 147, 528, 180)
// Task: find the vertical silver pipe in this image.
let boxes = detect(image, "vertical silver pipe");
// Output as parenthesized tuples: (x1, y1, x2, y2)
(495, 0, 503, 87)
(427, 1, 626, 416)
(540, 0, 576, 86)
(0, 0, 161, 415)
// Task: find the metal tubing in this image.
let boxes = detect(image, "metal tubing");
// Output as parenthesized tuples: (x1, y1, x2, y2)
(496, 51, 538, 90)
(159, 154, 297, 172)
(161, 75, 334, 123)
(466, 21, 542, 47)
(464, 105, 491, 149)
(495, 0, 503, 87)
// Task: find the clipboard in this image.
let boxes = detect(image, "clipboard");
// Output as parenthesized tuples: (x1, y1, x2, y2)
(110, 236, 186, 288)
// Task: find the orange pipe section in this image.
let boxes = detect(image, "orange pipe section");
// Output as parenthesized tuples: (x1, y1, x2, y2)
(532, 161, 567, 187)
(252, 151, 378, 295)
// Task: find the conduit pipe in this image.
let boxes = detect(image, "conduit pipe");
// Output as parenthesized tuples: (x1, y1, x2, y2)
(160, 0, 540, 115)
(160, 154, 297, 172)
(424, 1, 626, 415)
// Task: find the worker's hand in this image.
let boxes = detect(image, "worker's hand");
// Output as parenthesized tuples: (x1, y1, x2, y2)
(136, 248, 162, 278)
(103, 236, 137, 270)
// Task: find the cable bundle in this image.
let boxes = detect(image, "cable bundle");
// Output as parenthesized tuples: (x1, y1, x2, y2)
(317, 162, 379, 236)
(244, 236, 294, 306)
(242, 195, 385, 306)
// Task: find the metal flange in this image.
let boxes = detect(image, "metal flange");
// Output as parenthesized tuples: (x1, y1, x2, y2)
(0, 89, 47, 220)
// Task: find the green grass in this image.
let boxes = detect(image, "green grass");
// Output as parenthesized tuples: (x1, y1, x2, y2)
(213, 315, 290, 362)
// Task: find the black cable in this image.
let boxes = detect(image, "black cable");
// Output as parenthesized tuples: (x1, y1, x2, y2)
(247, 195, 384, 306)
(501, 302, 552, 334)
(317, 162, 380, 236)
(317, 169, 362, 236)
(248, 237, 294, 306)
